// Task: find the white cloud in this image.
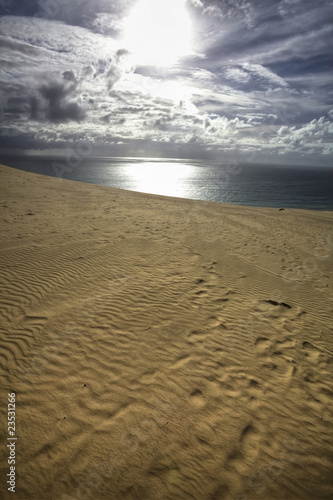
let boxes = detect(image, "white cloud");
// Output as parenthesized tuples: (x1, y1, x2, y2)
(272, 117, 333, 153)
(241, 63, 288, 88)
(189, 0, 254, 26)
(0, 15, 119, 65)
(246, 24, 333, 66)
(90, 12, 124, 35)
(224, 67, 251, 84)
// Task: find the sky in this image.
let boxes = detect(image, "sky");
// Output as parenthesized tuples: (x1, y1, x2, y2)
(0, 0, 332, 165)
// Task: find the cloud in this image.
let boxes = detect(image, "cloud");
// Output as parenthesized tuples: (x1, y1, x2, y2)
(272, 116, 333, 153)
(241, 63, 288, 88)
(90, 12, 124, 35)
(36, 76, 85, 123)
(105, 49, 131, 90)
(0, 0, 332, 164)
(1, 0, 132, 32)
(0, 16, 133, 126)
(224, 67, 251, 84)
(188, 0, 254, 25)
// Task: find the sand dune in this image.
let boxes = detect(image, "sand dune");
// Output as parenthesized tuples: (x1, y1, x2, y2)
(0, 164, 332, 500)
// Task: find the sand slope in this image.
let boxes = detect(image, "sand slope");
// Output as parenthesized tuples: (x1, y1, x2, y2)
(0, 164, 332, 500)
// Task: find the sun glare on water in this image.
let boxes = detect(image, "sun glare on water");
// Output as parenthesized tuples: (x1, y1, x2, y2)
(123, 0, 192, 66)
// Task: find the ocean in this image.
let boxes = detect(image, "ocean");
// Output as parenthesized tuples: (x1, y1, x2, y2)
(1, 155, 332, 210)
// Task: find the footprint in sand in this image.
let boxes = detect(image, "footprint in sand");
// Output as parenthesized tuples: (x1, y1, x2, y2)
(189, 389, 206, 408)
(239, 424, 260, 464)
(302, 341, 321, 361)
(227, 424, 260, 470)
(186, 330, 207, 344)
(207, 316, 222, 328)
(300, 341, 330, 379)
(195, 278, 205, 285)
(247, 378, 262, 399)
(255, 336, 297, 379)
(254, 337, 271, 355)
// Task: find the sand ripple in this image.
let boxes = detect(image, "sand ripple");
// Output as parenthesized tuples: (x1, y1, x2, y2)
(0, 165, 332, 500)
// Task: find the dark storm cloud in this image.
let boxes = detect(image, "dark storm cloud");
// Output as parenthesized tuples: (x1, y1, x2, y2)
(37, 79, 85, 122)
(1, 63, 86, 124)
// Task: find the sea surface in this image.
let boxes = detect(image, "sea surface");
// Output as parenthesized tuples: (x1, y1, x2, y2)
(1, 155, 333, 210)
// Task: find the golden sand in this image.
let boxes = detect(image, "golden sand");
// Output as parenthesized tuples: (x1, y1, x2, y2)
(0, 164, 332, 500)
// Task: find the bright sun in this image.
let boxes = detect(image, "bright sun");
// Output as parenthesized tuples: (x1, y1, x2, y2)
(122, 0, 192, 66)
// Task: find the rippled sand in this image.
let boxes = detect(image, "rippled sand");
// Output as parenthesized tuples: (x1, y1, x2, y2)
(0, 164, 332, 500)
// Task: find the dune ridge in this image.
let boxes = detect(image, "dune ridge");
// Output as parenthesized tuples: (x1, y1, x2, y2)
(0, 164, 332, 500)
